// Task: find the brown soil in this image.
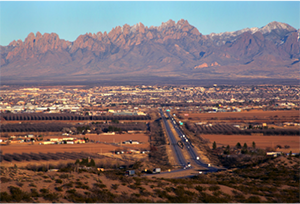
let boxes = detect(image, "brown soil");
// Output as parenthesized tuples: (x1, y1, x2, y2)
(83, 133, 149, 144)
(180, 110, 299, 123)
(201, 134, 299, 153)
(1, 133, 150, 155)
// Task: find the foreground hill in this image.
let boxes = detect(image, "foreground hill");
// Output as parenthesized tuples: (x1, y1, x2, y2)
(0, 155, 299, 203)
(1, 20, 299, 84)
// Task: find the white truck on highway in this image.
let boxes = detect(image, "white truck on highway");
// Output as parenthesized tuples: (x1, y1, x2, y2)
(152, 168, 161, 174)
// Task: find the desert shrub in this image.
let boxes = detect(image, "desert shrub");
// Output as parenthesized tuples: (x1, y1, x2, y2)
(198, 191, 230, 203)
(153, 189, 168, 199)
(111, 184, 119, 190)
(94, 183, 106, 188)
(213, 190, 222, 197)
(59, 173, 69, 179)
(30, 188, 40, 197)
(44, 179, 52, 183)
(43, 192, 60, 202)
(140, 190, 151, 197)
(128, 184, 138, 190)
(132, 193, 141, 198)
(195, 185, 206, 192)
(55, 186, 63, 192)
(40, 188, 49, 194)
(208, 185, 220, 191)
(64, 182, 73, 188)
(56, 178, 63, 183)
(16, 182, 24, 187)
(245, 195, 261, 203)
(75, 181, 89, 190)
(8, 186, 32, 202)
(66, 189, 76, 194)
(29, 182, 36, 187)
(0, 177, 11, 183)
(0, 192, 12, 202)
(119, 175, 133, 184)
(133, 178, 142, 186)
(165, 187, 173, 192)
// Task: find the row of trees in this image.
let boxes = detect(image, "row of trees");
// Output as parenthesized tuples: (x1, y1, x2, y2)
(1, 152, 102, 163)
(2, 113, 151, 121)
(0, 122, 148, 133)
(197, 124, 240, 134)
(213, 141, 256, 154)
(94, 122, 147, 132)
(74, 122, 148, 134)
(0, 123, 73, 133)
(196, 124, 299, 136)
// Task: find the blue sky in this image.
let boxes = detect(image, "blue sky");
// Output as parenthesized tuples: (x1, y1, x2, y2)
(0, 1, 299, 46)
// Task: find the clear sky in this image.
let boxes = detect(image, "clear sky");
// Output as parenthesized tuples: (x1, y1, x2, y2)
(0, 1, 299, 46)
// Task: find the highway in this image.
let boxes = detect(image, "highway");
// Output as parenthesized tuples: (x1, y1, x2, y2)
(165, 110, 220, 173)
(159, 109, 187, 167)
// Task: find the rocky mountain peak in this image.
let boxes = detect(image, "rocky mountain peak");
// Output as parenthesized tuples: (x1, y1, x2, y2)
(156, 19, 192, 32)
(260, 21, 296, 34)
(129, 22, 146, 33)
(1, 20, 298, 83)
(176, 19, 189, 27)
(25, 32, 35, 43)
(36, 31, 42, 39)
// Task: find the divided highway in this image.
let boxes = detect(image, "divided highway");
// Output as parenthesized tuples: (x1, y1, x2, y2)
(159, 109, 187, 167)
(165, 110, 220, 173)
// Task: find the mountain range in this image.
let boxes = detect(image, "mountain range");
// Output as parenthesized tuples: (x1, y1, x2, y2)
(1, 19, 299, 84)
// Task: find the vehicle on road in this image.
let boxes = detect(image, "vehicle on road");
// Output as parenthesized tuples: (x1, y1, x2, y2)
(153, 168, 161, 174)
(187, 162, 191, 167)
(125, 170, 135, 176)
(196, 156, 199, 160)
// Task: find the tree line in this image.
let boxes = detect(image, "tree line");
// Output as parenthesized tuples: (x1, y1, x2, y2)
(0, 122, 148, 133)
(1, 123, 72, 133)
(2, 113, 151, 121)
(184, 122, 299, 136)
(1, 152, 102, 163)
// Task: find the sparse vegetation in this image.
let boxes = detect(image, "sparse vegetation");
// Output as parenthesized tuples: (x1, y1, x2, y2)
(0, 107, 298, 203)
(0, 154, 298, 203)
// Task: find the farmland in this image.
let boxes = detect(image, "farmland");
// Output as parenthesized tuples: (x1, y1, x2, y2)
(83, 133, 149, 144)
(178, 110, 299, 124)
(0, 133, 150, 167)
(201, 134, 299, 153)
(0, 82, 299, 203)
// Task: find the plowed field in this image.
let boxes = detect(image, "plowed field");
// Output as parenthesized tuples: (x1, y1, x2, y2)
(201, 134, 299, 153)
